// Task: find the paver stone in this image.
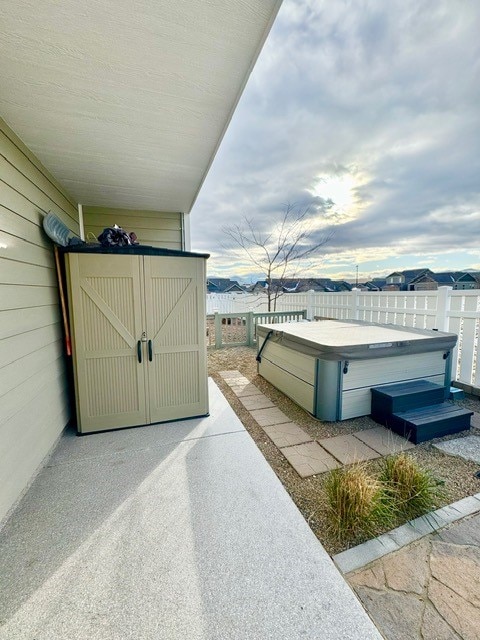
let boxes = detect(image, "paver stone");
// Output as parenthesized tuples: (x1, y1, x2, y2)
(354, 426, 415, 456)
(250, 407, 291, 427)
(281, 441, 340, 477)
(229, 384, 264, 398)
(319, 434, 381, 464)
(239, 395, 275, 411)
(263, 423, 312, 448)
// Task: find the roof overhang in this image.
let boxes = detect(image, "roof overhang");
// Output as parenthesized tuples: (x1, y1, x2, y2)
(1, 0, 282, 212)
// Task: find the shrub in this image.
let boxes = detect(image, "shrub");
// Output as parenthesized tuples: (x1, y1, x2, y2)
(325, 465, 395, 542)
(379, 453, 444, 520)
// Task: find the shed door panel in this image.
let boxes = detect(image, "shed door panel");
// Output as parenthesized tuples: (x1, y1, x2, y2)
(68, 254, 147, 432)
(144, 256, 207, 423)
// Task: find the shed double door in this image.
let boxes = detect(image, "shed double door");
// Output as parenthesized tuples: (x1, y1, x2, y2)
(66, 253, 208, 433)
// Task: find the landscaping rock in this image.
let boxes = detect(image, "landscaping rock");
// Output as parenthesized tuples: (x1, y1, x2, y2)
(428, 577, 480, 640)
(383, 540, 430, 595)
(430, 541, 480, 608)
(354, 587, 424, 640)
(348, 564, 386, 591)
(433, 435, 480, 464)
(421, 603, 461, 640)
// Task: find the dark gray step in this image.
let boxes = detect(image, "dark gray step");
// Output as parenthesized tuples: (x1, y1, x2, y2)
(371, 380, 446, 419)
(384, 403, 473, 444)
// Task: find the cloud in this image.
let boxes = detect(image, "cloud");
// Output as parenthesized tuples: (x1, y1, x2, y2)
(191, 0, 480, 279)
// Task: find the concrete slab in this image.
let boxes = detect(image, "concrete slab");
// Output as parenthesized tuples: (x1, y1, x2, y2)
(0, 379, 381, 640)
(433, 434, 480, 464)
(282, 441, 341, 477)
(319, 435, 382, 465)
(263, 423, 312, 448)
(250, 406, 292, 427)
(353, 426, 415, 456)
(50, 380, 243, 465)
(238, 394, 276, 411)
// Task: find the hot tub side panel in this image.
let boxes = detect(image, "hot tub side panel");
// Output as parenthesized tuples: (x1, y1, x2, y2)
(257, 339, 316, 414)
(338, 350, 449, 420)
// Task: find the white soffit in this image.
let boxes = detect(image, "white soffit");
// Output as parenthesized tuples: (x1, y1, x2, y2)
(0, 0, 282, 212)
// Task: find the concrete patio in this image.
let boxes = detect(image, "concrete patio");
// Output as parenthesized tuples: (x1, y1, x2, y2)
(0, 379, 381, 640)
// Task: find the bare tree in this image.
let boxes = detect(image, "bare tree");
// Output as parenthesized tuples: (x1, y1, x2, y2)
(223, 204, 332, 311)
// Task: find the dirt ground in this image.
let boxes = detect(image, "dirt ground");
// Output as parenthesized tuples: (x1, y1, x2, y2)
(208, 345, 480, 555)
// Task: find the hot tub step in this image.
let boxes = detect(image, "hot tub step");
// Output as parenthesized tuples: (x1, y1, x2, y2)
(386, 403, 473, 444)
(371, 380, 446, 422)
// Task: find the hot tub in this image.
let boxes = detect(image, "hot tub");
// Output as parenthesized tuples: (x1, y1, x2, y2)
(256, 320, 457, 421)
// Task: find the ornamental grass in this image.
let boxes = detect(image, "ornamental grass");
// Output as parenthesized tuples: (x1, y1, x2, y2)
(325, 464, 395, 543)
(379, 452, 445, 520)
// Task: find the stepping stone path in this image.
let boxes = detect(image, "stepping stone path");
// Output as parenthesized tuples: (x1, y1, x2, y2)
(263, 423, 312, 448)
(319, 435, 382, 465)
(281, 442, 340, 477)
(354, 425, 415, 456)
(219, 371, 415, 478)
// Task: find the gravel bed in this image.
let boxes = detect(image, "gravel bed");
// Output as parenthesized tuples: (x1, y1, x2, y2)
(208, 346, 480, 555)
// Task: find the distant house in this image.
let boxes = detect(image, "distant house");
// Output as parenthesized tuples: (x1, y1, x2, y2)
(250, 278, 351, 293)
(431, 272, 460, 287)
(207, 278, 245, 293)
(381, 269, 480, 292)
(454, 273, 480, 290)
(384, 269, 435, 291)
(360, 280, 385, 291)
(407, 272, 438, 291)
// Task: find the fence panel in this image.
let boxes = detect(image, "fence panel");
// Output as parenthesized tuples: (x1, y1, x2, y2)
(208, 310, 306, 348)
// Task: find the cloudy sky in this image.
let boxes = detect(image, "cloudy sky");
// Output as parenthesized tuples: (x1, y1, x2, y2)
(190, 0, 480, 283)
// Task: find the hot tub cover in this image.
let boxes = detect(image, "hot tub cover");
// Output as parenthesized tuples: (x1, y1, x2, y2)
(256, 320, 457, 361)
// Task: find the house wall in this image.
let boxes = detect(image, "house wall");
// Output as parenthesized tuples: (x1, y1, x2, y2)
(411, 282, 438, 291)
(0, 118, 79, 523)
(83, 206, 183, 250)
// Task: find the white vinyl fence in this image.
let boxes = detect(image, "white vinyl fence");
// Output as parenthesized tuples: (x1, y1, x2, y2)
(207, 288, 480, 390)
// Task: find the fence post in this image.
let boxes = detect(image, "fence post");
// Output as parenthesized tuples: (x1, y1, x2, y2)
(350, 288, 360, 320)
(306, 290, 315, 320)
(214, 312, 222, 349)
(436, 286, 452, 331)
(246, 311, 254, 346)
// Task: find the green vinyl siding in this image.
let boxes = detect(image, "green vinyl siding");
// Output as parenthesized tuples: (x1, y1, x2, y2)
(0, 117, 78, 523)
(83, 206, 183, 250)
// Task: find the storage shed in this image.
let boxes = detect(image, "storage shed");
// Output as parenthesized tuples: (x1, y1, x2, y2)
(256, 320, 457, 421)
(63, 245, 209, 434)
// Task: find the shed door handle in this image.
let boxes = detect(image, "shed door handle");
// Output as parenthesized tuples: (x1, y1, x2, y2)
(148, 339, 153, 362)
(137, 340, 142, 363)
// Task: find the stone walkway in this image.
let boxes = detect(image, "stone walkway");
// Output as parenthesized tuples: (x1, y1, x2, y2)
(346, 510, 480, 640)
(220, 370, 414, 477)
